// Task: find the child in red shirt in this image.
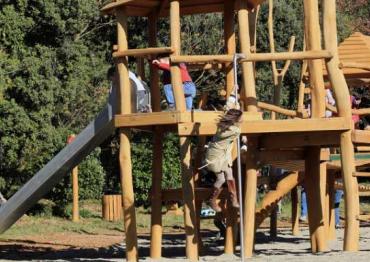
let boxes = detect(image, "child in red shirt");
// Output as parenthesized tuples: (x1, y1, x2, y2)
(152, 57, 196, 110)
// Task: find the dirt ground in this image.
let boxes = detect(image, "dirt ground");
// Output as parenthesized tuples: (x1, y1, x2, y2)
(1, 224, 370, 261)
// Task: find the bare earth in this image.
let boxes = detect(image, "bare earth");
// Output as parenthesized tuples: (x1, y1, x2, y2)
(1, 226, 370, 261)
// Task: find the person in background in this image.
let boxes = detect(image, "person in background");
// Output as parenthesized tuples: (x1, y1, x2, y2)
(0, 192, 6, 206)
(351, 95, 361, 129)
(204, 109, 243, 212)
(152, 56, 196, 110)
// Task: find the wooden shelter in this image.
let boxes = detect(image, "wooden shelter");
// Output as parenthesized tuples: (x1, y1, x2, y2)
(101, 0, 362, 261)
(325, 32, 370, 80)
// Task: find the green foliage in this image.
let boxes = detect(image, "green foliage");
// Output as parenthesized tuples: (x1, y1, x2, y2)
(0, 0, 111, 202)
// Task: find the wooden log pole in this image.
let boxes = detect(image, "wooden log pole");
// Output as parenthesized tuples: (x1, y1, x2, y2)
(243, 138, 258, 257)
(238, 1, 258, 112)
(224, 1, 237, 253)
(150, 129, 164, 259)
(149, 12, 164, 259)
(224, 0, 236, 98)
(180, 136, 199, 260)
(71, 165, 79, 222)
(148, 13, 161, 112)
(303, 0, 328, 252)
(291, 186, 300, 236)
(323, 0, 360, 251)
(194, 136, 207, 251)
(304, 147, 327, 252)
(327, 171, 336, 240)
(170, 0, 186, 112)
(117, 7, 138, 262)
(320, 160, 329, 244)
(67, 134, 79, 222)
(225, 144, 238, 254)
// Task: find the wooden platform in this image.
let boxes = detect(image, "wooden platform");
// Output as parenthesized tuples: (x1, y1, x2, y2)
(115, 111, 350, 136)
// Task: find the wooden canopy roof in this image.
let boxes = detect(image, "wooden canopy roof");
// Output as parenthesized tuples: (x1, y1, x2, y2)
(324, 32, 370, 80)
(101, 0, 263, 17)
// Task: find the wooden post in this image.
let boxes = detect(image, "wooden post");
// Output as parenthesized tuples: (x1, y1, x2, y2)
(270, 206, 278, 239)
(303, 0, 327, 253)
(170, 0, 186, 112)
(238, 2, 259, 257)
(238, 1, 258, 112)
(224, 0, 236, 98)
(291, 186, 300, 236)
(225, 145, 238, 254)
(170, 1, 198, 259)
(150, 129, 164, 259)
(136, 57, 146, 81)
(224, 1, 237, 253)
(179, 136, 199, 260)
(67, 134, 79, 222)
(243, 138, 258, 257)
(303, 0, 326, 117)
(102, 195, 123, 221)
(304, 147, 327, 252)
(149, 13, 161, 112)
(327, 171, 336, 240)
(149, 12, 164, 259)
(323, 0, 360, 251)
(194, 136, 207, 250)
(320, 160, 329, 242)
(117, 7, 138, 262)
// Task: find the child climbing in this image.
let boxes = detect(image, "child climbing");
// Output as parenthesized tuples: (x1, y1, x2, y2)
(152, 56, 196, 110)
(204, 109, 243, 212)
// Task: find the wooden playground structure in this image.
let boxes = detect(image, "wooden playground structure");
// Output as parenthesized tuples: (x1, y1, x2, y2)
(100, 0, 370, 261)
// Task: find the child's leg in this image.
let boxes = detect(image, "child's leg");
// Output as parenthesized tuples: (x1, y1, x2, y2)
(210, 172, 226, 212)
(334, 189, 343, 226)
(300, 187, 308, 221)
(214, 172, 226, 188)
(183, 82, 196, 110)
(164, 84, 175, 108)
(224, 167, 239, 208)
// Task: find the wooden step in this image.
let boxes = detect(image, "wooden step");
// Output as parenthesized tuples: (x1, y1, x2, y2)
(356, 214, 370, 221)
(352, 130, 370, 145)
(359, 191, 370, 197)
(353, 172, 370, 177)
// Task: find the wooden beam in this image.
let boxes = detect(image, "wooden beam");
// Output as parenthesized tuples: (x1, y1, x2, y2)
(240, 50, 332, 62)
(257, 101, 306, 117)
(113, 47, 174, 58)
(258, 149, 305, 164)
(114, 111, 262, 127)
(340, 62, 370, 71)
(260, 131, 342, 149)
(172, 54, 234, 63)
(353, 172, 370, 177)
(114, 111, 185, 127)
(178, 117, 350, 136)
(170, 51, 332, 64)
(352, 130, 370, 145)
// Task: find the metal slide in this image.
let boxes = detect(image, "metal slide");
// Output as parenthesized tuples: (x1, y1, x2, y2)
(0, 89, 117, 233)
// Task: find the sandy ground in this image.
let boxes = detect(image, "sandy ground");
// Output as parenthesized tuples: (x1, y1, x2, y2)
(1, 226, 370, 261)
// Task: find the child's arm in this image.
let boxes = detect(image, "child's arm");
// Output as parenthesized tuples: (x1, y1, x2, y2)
(152, 60, 171, 71)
